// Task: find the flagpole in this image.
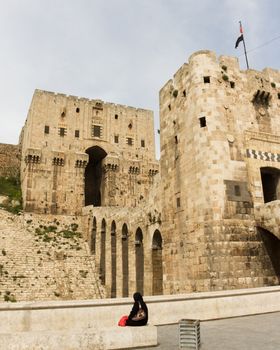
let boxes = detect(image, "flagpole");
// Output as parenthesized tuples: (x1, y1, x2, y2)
(240, 21, 249, 69)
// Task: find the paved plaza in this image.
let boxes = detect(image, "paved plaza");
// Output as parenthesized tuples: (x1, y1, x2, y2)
(136, 312, 280, 350)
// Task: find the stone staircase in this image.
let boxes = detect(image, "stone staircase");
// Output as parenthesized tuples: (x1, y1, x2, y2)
(0, 209, 105, 302)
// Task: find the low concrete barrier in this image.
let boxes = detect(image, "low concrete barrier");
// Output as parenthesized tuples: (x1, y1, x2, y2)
(1, 286, 280, 349)
(0, 326, 158, 350)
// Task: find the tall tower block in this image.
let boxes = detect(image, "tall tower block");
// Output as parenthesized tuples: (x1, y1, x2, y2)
(160, 50, 280, 293)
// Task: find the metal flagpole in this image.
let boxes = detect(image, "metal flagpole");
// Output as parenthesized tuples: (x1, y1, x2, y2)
(240, 21, 249, 69)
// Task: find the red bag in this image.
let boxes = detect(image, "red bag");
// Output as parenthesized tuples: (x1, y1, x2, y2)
(118, 315, 128, 327)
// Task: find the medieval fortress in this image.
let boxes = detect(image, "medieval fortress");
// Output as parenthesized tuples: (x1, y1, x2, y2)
(1, 50, 280, 300)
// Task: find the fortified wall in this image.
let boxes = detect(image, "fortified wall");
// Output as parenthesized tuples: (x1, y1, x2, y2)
(8, 50, 280, 301)
(0, 143, 20, 178)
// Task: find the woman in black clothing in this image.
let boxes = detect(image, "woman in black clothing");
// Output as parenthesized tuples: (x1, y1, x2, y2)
(126, 292, 148, 326)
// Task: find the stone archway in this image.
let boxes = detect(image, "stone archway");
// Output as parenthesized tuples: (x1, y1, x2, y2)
(152, 229, 163, 295)
(260, 167, 280, 203)
(91, 217, 97, 254)
(99, 219, 106, 285)
(85, 146, 107, 206)
(122, 223, 129, 297)
(135, 227, 144, 295)
(111, 221, 117, 298)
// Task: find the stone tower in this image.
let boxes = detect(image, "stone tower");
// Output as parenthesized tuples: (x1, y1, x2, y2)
(20, 89, 158, 215)
(160, 50, 280, 293)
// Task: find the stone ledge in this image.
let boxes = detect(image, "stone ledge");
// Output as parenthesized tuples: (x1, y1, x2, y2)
(0, 326, 157, 350)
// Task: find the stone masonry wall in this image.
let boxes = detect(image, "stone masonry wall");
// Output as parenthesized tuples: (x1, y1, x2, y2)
(0, 143, 20, 178)
(0, 209, 105, 302)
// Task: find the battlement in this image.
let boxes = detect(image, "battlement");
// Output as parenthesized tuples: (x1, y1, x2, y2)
(34, 89, 152, 114)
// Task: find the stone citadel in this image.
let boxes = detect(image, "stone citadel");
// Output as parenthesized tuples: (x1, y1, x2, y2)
(2, 50, 280, 300)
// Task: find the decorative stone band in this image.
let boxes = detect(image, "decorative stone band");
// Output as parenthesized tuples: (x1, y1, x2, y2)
(246, 149, 280, 162)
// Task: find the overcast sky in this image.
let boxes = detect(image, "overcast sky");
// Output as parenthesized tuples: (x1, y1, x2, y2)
(0, 0, 279, 157)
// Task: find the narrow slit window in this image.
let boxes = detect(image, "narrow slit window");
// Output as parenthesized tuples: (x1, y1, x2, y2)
(76, 107, 80, 113)
(44, 125, 49, 134)
(114, 135, 119, 143)
(168, 104, 171, 111)
(199, 117, 206, 128)
(115, 114, 118, 119)
(75, 130, 79, 138)
(175, 135, 178, 144)
(176, 197, 181, 208)
(278, 93, 280, 100)
(230, 81, 235, 89)
(141, 139, 145, 147)
(183, 90, 186, 97)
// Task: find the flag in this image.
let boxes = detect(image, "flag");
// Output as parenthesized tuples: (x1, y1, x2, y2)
(235, 21, 244, 48)
(235, 34, 244, 48)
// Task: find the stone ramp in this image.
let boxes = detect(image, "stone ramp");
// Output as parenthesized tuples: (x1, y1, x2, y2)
(0, 209, 105, 302)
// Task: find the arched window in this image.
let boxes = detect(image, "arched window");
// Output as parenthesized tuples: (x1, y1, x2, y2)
(135, 227, 144, 295)
(122, 223, 129, 297)
(152, 230, 163, 295)
(111, 221, 117, 298)
(99, 219, 106, 285)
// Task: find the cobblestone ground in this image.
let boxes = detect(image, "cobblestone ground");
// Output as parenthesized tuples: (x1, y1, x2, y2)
(0, 208, 105, 302)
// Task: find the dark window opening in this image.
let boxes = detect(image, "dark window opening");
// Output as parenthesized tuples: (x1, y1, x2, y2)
(278, 93, 280, 100)
(141, 139, 145, 147)
(128, 122, 132, 129)
(168, 104, 171, 111)
(175, 135, 178, 144)
(127, 137, 133, 146)
(44, 125, 49, 134)
(230, 81, 235, 88)
(176, 197, 181, 208)
(114, 135, 119, 143)
(75, 130, 79, 138)
(199, 117, 206, 128)
(183, 90, 186, 97)
(261, 167, 280, 203)
(76, 107, 80, 113)
(234, 185, 241, 196)
(204, 76, 210, 84)
(115, 114, 118, 119)
(59, 127, 66, 136)
(92, 125, 101, 138)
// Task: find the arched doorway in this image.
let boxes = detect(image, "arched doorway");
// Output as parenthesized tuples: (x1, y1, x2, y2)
(91, 217, 97, 254)
(152, 230, 163, 295)
(99, 219, 106, 285)
(135, 227, 144, 295)
(85, 146, 107, 206)
(111, 221, 117, 298)
(122, 224, 129, 297)
(260, 167, 280, 203)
